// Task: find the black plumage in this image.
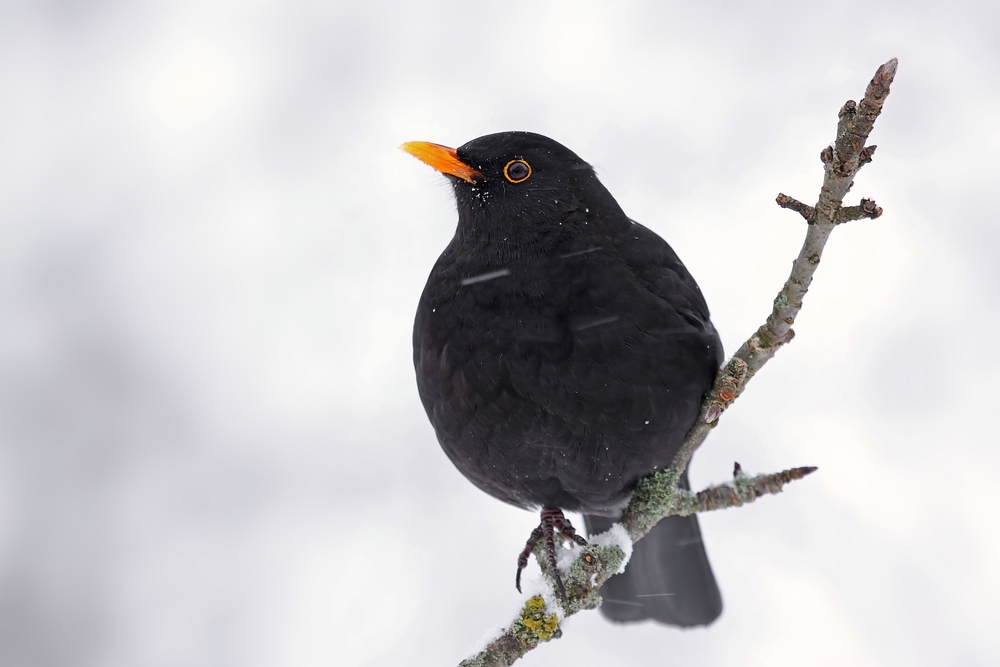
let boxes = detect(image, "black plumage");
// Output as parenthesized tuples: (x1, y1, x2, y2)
(407, 132, 724, 626)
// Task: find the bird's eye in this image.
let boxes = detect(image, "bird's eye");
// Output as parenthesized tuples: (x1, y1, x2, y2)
(503, 159, 531, 183)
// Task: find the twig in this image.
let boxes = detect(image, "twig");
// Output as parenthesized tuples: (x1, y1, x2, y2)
(458, 58, 897, 667)
(775, 193, 816, 222)
(837, 198, 883, 223)
(687, 465, 818, 514)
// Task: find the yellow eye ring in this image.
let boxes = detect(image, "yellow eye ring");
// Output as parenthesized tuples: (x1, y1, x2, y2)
(503, 159, 532, 183)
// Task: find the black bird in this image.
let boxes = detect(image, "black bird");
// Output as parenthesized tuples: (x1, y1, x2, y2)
(403, 132, 724, 627)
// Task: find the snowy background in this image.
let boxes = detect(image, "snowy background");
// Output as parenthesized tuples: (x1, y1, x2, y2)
(1, 1, 998, 665)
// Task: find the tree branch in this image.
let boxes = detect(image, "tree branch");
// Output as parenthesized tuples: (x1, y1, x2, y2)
(687, 464, 818, 514)
(669, 56, 897, 475)
(775, 193, 816, 222)
(836, 198, 883, 223)
(458, 58, 897, 667)
(459, 466, 815, 667)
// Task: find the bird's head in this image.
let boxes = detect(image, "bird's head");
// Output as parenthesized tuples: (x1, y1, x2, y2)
(402, 132, 627, 254)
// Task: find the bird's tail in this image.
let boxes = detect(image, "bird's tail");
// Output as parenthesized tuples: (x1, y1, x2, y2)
(583, 475, 722, 627)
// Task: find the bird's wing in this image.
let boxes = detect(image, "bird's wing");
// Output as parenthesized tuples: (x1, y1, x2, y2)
(614, 220, 716, 336)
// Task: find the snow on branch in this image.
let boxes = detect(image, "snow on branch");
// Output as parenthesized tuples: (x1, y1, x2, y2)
(459, 58, 898, 667)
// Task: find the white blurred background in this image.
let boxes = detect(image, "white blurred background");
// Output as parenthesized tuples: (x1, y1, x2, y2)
(1, 1, 998, 665)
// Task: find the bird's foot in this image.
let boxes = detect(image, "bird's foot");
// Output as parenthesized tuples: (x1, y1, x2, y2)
(515, 506, 588, 599)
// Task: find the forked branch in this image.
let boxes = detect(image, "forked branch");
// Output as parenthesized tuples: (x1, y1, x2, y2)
(459, 58, 898, 667)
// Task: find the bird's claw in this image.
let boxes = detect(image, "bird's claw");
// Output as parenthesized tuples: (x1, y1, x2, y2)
(515, 507, 588, 599)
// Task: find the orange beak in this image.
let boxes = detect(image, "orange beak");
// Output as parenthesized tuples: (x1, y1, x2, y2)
(400, 141, 480, 183)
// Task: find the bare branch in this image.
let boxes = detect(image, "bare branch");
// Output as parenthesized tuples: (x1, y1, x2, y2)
(458, 58, 897, 667)
(459, 465, 815, 667)
(704, 357, 748, 423)
(775, 193, 816, 223)
(687, 465, 818, 514)
(837, 198, 883, 223)
(670, 56, 897, 475)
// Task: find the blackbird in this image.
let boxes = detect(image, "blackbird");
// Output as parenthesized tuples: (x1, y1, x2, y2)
(403, 132, 723, 626)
